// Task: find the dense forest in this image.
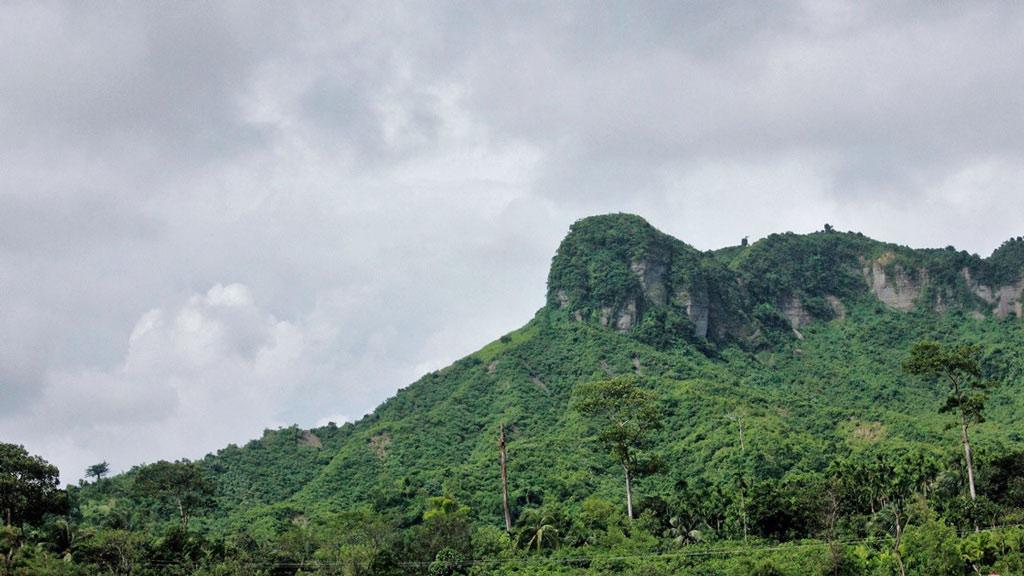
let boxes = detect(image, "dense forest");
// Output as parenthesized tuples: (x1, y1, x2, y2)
(4, 214, 1024, 575)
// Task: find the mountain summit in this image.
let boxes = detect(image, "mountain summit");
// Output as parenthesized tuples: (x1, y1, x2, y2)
(549, 214, 1024, 346)
(70, 214, 1024, 574)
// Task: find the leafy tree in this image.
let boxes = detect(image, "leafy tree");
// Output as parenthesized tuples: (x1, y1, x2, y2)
(415, 496, 472, 562)
(0, 443, 64, 528)
(832, 447, 940, 576)
(309, 509, 392, 576)
(85, 462, 109, 483)
(981, 450, 1024, 508)
(0, 444, 64, 576)
(75, 527, 147, 576)
(572, 375, 662, 520)
(131, 460, 213, 531)
(904, 341, 992, 501)
(428, 547, 467, 576)
(899, 515, 960, 576)
(515, 506, 563, 552)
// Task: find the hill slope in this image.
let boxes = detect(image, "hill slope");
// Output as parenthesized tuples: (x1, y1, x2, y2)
(71, 214, 1024, 574)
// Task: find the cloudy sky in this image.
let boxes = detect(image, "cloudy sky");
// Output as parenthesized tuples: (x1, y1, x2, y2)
(3, 1, 1024, 482)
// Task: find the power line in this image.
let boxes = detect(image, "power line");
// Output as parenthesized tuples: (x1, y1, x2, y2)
(79, 521, 1024, 570)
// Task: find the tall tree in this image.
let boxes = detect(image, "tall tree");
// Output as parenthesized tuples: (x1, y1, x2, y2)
(498, 423, 512, 533)
(0, 443, 64, 528)
(904, 341, 991, 501)
(0, 443, 65, 576)
(86, 461, 110, 483)
(132, 460, 214, 531)
(572, 375, 662, 520)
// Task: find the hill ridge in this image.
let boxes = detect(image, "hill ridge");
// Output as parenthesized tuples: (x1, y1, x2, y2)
(548, 214, 1023, 347)
(68, 214, 1024, 575)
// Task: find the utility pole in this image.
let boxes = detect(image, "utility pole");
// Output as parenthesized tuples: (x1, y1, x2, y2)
(499, 423, 512, 533)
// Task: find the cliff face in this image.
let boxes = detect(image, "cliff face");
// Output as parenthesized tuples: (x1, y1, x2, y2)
(546, 214, 710, 340)
(963, 269, 1024, 319)
(860, 254, 1024, 318)
(547, 214, 1023, 349)
(863, 258, 923, 312)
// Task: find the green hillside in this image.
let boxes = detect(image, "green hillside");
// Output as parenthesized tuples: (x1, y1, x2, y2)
(6, 214, 1024, 575)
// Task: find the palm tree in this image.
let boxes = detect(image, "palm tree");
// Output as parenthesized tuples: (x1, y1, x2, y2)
(516, 507, 561, 552)
(666, 515, 705, 546)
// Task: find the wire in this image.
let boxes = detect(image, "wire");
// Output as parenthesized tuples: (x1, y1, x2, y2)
(74, 521, 1024, 570)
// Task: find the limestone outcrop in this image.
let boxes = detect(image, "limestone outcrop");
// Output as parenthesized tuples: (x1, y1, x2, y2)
(546, 214, 1022, 349)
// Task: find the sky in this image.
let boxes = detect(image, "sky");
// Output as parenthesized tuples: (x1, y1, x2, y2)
(2, 1, 1024, 483)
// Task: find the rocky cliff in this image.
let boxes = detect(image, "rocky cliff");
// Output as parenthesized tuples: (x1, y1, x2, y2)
(547, 214, 1023, 349)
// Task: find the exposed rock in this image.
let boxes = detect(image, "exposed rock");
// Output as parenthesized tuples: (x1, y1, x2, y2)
(993, 281, 1024, 318)
(551, 215, 1023, 349)
(556, 289, 569, 308)
(615, 299, 638, 331)
(782, 295, 814, 329)
(530, 376, 549, 393)
(863, 257, 925, 311)
(298, 430, 322, 448)
(962, 268, 1023, 319)
(369, 433, 391, 460)
(630, 259, 668, 305)
(826, 295, 846, 320)
(487, 360, 498, 374)
(966, 268, 994, 303)
(675, 288, 709, 338)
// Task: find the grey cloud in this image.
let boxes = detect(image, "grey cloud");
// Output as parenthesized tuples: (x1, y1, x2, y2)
(0, 2, 284, 186)
(2, 1, 1023, 481)
(0, 193, 162, 254)
(440, 2, 1024, 205)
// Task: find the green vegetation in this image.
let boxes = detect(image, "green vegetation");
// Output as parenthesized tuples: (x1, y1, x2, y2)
(904, 341, 992, 504)
(572, 375, 662, 520)
(3, 214, 1024, 575)
(84, 463, 108, 484)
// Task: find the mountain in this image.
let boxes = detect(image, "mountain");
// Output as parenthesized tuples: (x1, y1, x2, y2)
(66, 214, 1024, 574)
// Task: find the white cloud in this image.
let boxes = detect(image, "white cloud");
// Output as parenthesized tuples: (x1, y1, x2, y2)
(3, 1, 1024, 482)
(1, 284, 315, 480)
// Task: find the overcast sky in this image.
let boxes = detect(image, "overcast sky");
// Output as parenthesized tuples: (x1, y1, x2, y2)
(3, 1, 1024, 482)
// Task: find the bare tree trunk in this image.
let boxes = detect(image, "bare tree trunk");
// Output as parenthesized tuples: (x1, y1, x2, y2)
(894, 509, 906, 576)
(177, 498, 188, 531)
(961, 420, 977, 501)
(499, 423, 512, 533)
(624, 464, 634, 520)
(3, 544, 14, 576)
(962, 418, 980, 533)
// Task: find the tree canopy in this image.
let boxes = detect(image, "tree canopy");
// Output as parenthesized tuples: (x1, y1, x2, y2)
(0, 443, 64, 528)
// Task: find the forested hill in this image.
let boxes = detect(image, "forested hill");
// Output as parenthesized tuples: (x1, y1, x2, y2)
(19, 214, 1024, 574)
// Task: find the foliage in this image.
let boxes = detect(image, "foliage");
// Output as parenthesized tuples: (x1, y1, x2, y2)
(132, 460, 214, 531)
(0, 443, 64, 528)
(904, 341, 992, 426)
(8, 215, 1024, 574)
(84, 463, 108, 484)
(899, 515, 960, 575)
